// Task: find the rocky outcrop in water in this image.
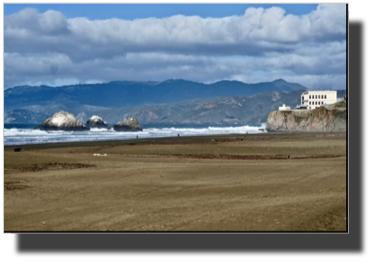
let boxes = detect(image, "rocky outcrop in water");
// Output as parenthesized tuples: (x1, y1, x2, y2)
(265, 104, 346, 132)
(113, 117, 142, 131)
(85, 115, 109, 129)
(36, 111, 87, 131)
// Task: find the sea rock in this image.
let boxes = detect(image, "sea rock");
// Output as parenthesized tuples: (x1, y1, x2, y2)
(85, 115, 109, 129)
(113, 117, 143, 131)
(36, 111, 87, 131)
(265, 105, 346, 132)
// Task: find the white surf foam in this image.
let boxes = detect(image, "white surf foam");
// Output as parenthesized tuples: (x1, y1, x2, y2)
(4, 124, 266, 146)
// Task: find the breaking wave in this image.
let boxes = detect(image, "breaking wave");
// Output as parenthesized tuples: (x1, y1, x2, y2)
(4, 124, 266, 146)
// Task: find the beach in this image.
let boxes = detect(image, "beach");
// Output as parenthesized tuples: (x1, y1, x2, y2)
(4, 132, 347, 231)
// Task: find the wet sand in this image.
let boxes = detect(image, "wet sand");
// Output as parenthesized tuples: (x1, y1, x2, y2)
(4, 132, 347, 231)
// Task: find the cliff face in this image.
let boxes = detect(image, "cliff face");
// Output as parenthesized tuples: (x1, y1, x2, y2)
(265, 105, 346, 132)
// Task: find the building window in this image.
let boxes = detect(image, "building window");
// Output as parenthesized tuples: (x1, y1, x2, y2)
(318, 101, 320, 105)
(309, 102, 311, 105)
(309, 95, 311, 99)
(312, 102, 314, 105)
(321, 101, 324, 105)
(324, 95, 327, 99)
(312, 95, 314, 99)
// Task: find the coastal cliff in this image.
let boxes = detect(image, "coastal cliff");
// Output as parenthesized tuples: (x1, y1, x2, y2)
(265, 103, 346, 132)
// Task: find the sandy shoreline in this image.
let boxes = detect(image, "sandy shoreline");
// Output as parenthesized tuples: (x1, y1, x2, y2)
(4, 131, 342, 150)
(4, 131, 347, 232)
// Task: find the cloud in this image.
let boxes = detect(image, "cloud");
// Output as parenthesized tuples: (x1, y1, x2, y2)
(4, 4, 346, 89)
(5, 8, 69, 36)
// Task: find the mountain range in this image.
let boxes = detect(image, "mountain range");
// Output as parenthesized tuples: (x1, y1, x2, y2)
(4, 79, 307, 125)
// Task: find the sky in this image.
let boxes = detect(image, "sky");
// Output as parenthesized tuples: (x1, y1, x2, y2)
(4, 4, 347, 90)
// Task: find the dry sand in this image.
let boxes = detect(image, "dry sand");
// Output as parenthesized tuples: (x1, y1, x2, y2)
(4, 132, 347, 231)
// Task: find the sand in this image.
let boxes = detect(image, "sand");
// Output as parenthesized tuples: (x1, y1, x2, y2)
(4, 132, 347, 232)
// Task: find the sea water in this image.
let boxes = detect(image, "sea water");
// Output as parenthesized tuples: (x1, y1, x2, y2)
(3, 123, 266, 146)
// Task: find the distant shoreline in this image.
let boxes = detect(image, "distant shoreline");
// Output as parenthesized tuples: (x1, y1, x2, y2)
(4, 132, 264, 149)
(4, 122, 265, 128)
(4, 131, 345, 150)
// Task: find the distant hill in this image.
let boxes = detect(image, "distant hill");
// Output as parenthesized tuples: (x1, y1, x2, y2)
(94, 90, 305, 125)
(4, 109, 50, 124)
(4, 79, 306, 112)
(5, 89, 306, 125)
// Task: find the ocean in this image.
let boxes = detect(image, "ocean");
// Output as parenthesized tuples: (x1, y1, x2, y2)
(3, 123, 266, 146)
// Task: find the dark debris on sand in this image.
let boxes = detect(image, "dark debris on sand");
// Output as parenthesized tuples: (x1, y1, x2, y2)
(5, 162, 96, 174)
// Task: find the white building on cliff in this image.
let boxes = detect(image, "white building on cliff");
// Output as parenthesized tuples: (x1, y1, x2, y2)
(297, 89, 337, 110)
(278, 104, 291, 111)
